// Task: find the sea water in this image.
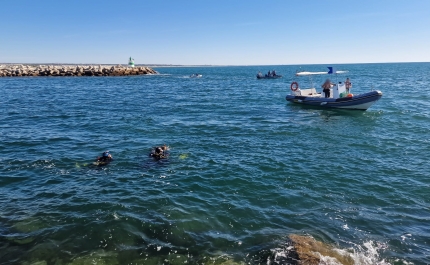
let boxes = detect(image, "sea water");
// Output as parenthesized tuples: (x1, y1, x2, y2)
(0, 63, 429, 264)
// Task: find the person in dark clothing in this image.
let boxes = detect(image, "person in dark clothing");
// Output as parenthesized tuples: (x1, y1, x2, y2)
(96, 151, 113, 165)
(322, 79, 332, 98)
(150, 145, 169, 159)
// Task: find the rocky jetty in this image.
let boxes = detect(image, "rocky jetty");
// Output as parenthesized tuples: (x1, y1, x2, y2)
(0, 64, 158, 77)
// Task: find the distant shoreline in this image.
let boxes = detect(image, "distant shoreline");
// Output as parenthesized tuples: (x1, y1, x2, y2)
(1, 62, 429, 68)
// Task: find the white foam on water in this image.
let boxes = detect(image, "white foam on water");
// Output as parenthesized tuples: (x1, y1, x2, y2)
(270, 240, 397, 265)
(344, 241, 391, 265)
(400, 233, 412, 241)
(318, 254, 344, 265)
(113, 212, 119, 220)
(319, 240, 393, 265)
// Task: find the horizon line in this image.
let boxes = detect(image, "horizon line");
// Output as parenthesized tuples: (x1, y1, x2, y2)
(1, 61, 429, 67)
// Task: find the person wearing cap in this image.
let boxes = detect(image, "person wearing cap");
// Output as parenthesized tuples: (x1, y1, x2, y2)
(97, 151, 113, 163)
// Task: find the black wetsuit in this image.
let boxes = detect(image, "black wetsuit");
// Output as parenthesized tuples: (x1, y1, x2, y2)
(323, 88, 330, 98)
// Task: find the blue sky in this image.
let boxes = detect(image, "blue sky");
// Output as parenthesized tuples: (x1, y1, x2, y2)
(1, 0, 429, 65)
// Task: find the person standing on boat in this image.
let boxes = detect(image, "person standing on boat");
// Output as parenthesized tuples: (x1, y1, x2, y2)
(345, 77, 352, 93)
(322, 79, 332, 98)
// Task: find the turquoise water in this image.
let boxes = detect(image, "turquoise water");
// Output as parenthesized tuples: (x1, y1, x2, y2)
(1, 63, 429, 264)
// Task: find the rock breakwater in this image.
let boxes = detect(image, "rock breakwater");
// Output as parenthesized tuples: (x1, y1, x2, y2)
(0, 64, 158, 77)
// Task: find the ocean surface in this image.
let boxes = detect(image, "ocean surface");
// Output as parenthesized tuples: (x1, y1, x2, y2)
(1, 63, 429, 265)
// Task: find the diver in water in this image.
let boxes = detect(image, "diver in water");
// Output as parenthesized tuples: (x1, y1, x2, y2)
(150, 145, 169, 159)
(96, 151, 113, 164)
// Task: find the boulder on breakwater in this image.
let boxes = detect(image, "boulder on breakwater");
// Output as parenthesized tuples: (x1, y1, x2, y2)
(0, 64, 158, 77)
(287, 234, 354, 265)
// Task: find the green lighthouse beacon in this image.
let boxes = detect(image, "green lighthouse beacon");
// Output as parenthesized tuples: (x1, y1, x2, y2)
(128, 57, 135, 68)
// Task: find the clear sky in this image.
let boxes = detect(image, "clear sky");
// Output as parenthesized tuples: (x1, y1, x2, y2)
(1, 0, 429, 65)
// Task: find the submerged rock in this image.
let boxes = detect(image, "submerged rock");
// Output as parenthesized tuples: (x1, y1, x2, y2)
(13, 218, 46, 233)
(68, 250, 118, 265)
(22, 261, 47, 265)
(8, 236, 35, 245)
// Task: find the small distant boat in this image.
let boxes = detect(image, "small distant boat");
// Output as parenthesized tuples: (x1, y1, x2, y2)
(257, 71, 282, 79)
(285, 67, 382, 110)
(190, 74, 202, 78)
